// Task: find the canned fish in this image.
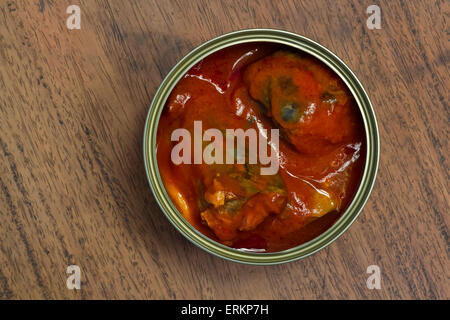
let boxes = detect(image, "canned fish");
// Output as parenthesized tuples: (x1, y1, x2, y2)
(143, 29, 379, 264)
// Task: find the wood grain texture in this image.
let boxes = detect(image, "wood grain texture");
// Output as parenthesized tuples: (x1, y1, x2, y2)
(0, 0, 448, 299)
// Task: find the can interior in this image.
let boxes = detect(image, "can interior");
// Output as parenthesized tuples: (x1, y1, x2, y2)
(143, 29, 379, 265)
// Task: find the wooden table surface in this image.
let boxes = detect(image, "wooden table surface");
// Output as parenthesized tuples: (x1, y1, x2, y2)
(0, 0, 448, 300)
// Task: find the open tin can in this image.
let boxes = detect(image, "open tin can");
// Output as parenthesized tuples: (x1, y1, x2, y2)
(143, 29, 379, 265)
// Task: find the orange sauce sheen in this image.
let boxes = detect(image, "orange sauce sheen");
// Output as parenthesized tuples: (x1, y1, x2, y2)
(157, 43, 365, 252)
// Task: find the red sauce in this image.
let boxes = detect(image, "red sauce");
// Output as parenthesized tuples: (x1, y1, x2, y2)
(156, 43, 365, 252)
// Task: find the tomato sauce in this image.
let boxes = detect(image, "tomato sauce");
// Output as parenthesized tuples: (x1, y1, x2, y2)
(156, 43, 365, 252)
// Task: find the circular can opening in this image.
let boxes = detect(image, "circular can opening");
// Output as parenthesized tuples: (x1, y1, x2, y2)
(143, 29, 379, 265)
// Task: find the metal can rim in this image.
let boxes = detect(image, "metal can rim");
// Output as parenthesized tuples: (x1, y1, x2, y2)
(143, 28, 380, 265)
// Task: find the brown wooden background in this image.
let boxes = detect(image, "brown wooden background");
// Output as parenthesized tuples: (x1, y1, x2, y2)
(0, 0, 448, 300)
